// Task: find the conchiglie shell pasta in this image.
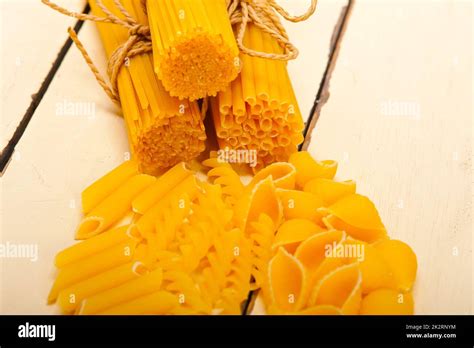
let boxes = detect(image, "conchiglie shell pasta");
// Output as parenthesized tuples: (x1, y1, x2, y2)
(294, 230, 345, 275)
(310, 263, 362, 314)
(289, 152, 338, 189)
(320, 194, 388, 243)
(248, 162, 297, 190)
(322, 194, 386, 231)
(323, 215, 388, 244)
(360, 289, 414, 315)
(234, 177, 282, 232)
(277, 189, 325, 224)
(273, 219, 324, 254)
(269, 248, 308, 312)
(304, 178, 356, 206)
(374, 239, 418, 292)
(343, 239, 394, 294)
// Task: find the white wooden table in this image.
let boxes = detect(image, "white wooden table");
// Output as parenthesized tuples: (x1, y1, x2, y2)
(0, 0, 472, 314)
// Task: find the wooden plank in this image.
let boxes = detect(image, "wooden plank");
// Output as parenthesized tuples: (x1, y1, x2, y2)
(0, 0, 86, 151)
(306, 0, 472, 314)
(283, 0, 349, 122)
(0, 0, 347, 314)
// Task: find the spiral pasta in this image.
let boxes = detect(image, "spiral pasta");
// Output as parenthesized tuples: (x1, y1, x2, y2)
(202, 154, 244, 207)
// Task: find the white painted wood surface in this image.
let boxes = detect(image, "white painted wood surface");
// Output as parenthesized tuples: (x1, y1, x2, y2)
(307, 0, 472, 314)
(0, 0, 346, 314)
(0, 0, 86, 151)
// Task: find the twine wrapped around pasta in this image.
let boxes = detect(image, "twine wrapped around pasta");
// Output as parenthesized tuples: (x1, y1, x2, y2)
(42, 0, 317, 105)
(227, 0, 318, 60)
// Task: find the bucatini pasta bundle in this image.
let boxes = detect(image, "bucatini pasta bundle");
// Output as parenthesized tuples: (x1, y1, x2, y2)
(89, 0, 206, 174)
(49, 152, 418, 315)
(147, 0, 239, 100)
(210, 23, 305, 171)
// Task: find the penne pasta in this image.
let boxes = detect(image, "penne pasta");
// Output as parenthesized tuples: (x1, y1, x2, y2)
(81, 160, 139, 214)
(76, 174, 156, 240)
(55, 225, 135, 268)
(78, 268, 163, 315)
(136, 175, 201, 237)
(48, 239, 138, 304)
(132, 162, 192, 214)
(97, 291, 178, 315)
(57, 261, 147, 314)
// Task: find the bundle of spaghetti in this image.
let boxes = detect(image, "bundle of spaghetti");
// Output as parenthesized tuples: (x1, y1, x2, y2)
(210, 23, 305, 171)
(89, 0, 206, 174)
(146, 0, 240, 100)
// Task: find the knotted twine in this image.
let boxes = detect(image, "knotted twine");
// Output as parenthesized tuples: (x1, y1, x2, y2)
(42, 0, 317, 106)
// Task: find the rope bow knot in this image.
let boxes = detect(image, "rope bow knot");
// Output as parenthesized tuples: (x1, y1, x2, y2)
(227, 0, 317, 60)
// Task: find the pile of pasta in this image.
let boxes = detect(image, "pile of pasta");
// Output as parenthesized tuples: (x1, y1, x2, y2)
(210, 23, 305, 170)
(48, 151, 417, 315)
(48, 159, 252, 314)
(90, 0, 207, 174)
(147, 0, 240, 100)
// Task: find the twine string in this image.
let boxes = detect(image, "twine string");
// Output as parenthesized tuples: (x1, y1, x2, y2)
(227, 0, 317, 60)
(42, 0, 317, 104)
(42, 0, 151, 105)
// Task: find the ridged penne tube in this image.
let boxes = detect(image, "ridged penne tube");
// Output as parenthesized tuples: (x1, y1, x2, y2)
(55, 225, 135, 268)
(147, 0, 239, 100)
(57, 261, 147, 314)
(210, 23, 304, 169)
(136, 175, 201, 237)
(78, 268, 163, 315)
(48, 239, 138, 303)
(76, 174, 156, 240)
(81, 160, 138, 214)
(132, 162, 192, 214)
(90, 0, 207, 174)
(98, 291, 178, 315)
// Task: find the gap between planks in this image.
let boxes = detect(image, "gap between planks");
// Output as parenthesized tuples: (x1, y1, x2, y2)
(0, 3, 91, 175)
(301, 0, 355, 150)
(244, 0, 355, 315)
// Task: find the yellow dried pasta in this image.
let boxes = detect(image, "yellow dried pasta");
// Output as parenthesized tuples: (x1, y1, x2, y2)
(49, 150, 419, 315)
(147, 0, 239, 100)
(90, 0, 206, 174)
(210, 23, 305, 170)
